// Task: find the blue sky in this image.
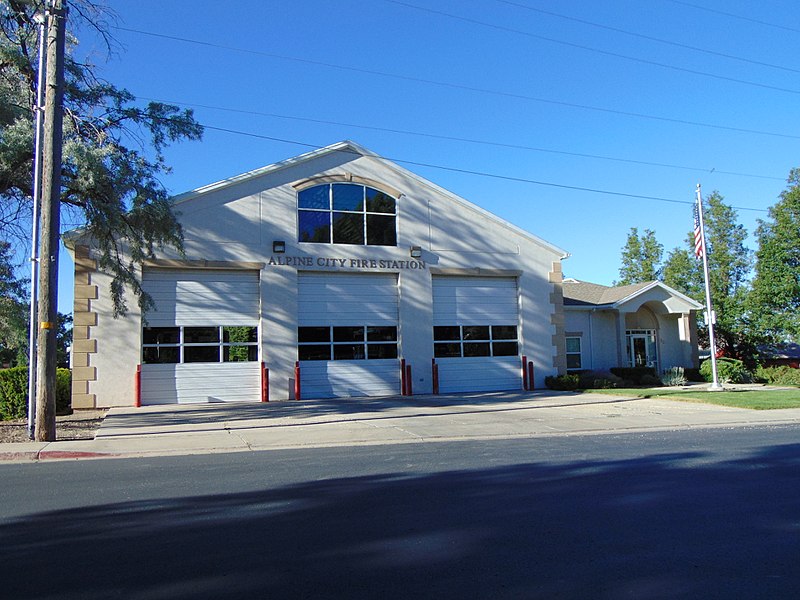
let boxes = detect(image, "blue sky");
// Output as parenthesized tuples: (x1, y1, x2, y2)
(56, 0, 800, 311)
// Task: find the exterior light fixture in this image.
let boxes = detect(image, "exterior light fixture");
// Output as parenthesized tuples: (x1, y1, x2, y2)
(410, 246, 422, 258)
(272, 241, 286, 254)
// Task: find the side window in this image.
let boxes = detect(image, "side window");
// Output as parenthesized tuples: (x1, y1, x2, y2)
(298, 183, 397, 247)
(566, 336, 582, 371)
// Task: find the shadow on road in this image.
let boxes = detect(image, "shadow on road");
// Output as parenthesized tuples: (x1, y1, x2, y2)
(1, 437, 799, 599)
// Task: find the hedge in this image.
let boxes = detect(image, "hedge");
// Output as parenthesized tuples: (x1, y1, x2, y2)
(755, 365, 800, 387)
(0, 367, 71, 421)
(700, 357, 750, 384)
(609, 367, 659, 386)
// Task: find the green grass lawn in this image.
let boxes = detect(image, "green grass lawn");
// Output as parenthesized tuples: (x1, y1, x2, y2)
(587, 386, 800, 410)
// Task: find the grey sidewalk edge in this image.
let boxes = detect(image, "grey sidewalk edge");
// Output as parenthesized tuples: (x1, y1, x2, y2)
(2, 416, 799, 463)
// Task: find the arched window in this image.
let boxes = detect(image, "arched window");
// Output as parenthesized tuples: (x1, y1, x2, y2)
(298, 183, 397, 246)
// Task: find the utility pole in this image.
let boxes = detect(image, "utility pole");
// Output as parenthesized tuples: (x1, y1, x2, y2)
(35, 0, 67, 442)
(27, 10, 48, 440)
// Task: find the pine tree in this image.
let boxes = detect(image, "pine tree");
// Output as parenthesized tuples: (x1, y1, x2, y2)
(0, 1, 202, 315)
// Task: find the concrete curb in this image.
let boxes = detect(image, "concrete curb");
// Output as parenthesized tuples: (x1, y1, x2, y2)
(3, 416, 799, 463)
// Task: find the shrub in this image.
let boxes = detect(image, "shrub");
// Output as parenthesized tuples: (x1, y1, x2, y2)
(700, 357, 750, 384)
(0, 366, 28, 420)
(610, 367, 657, 385)
(545, 374, 580, 391)
(578, 371, 623, 390)
(0, 367, 72, 420)
(661, 367, 687, 387)
(684, 368, 704, 382)
(755, 365, 800, 387)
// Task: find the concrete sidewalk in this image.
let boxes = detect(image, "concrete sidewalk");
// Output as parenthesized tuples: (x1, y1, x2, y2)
(3, 390, 800, 462)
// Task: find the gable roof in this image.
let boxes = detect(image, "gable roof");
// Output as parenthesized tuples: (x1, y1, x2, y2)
(563, 278, 702, 310)
(170, 140, 569, 258)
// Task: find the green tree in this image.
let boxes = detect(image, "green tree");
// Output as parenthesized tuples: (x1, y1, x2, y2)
(0, 0, 202, 315)
(662, 234, 703, 299)
(663, 192, 755, 362)
(0, 240, 28, 366)
(749, 169, 800, 342)
(616, 227, 663, 285)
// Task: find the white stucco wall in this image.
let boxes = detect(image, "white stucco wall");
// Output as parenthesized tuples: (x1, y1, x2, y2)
(75, 145, 566, 406)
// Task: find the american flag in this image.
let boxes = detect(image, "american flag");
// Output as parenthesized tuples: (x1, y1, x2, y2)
(693, 203, 704, 258)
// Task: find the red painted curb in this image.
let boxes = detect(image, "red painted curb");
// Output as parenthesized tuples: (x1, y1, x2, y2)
(38, 450, 119, 460)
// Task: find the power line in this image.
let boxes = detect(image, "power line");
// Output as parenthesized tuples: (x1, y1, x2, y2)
(386, 0, 800, 95)
(188, 120, 769, 213)
(137, 95, 784, 182)
(495, 0, 800, 74)
(665, 0, 800, 35)
(114, 26, 800, 141)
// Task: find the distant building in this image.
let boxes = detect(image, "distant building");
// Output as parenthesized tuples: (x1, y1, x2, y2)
(562, 279, 702, 374)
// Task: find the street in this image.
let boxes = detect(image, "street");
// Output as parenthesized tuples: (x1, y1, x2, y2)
(1, 425, 799, 599)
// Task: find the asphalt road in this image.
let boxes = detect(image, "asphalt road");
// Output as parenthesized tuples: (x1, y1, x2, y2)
(1, 425, 799, 599)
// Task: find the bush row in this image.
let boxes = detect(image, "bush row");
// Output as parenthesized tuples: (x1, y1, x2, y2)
(544, 360, 800, 391)
(0, 367, 71, 421)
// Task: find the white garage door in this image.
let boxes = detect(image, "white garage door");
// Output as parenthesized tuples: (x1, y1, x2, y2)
(140, 268, 261, 404)
(433, 276, 521, 393)
(298, 272, 400, 398)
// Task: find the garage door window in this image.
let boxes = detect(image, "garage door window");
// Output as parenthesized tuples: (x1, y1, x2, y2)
(298, 326, 398, 361)
(434, 325, 518, 358)
(143, 326, 258, 364)
(298, 183, 397, 246)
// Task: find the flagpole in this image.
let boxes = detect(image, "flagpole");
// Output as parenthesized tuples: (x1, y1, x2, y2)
(696, 184, 722, 390)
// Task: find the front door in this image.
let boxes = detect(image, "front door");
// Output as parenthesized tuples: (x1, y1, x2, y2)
(626, 330, 658, 371)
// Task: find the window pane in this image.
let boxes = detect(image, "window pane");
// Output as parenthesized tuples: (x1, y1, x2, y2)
(368, 343, 398, 359)
(299, 210, 331, 243)
(566, 337, 581, 353)
(434, 342, 461, 358)
(492, 325, 517, 340)
(299, 345, 331, 361)
(333, 343, 365, 360)
(463, 342, 491, 357)
(224, 346, 258, 362)
(332, 183, 364, 211)
(143, 347, 179, 364)
(566, 354, 582, 369)
(463, 326, 490, 341)
(493, 341, 518, 356)
(365, 188, 396, 214)
(143, 327, 179, 345)
(367, 326, 397, 342)
(223, 326, 257, 343)
(299, 327, 330, 343)
(298, 185, 330, 209)
(184, 327, 219, 343)
(366, 214, 396, 246)
(332, 212, 364, 244)
(434, 326, 460, 341)
(184, 346, 221, 363)
(333, 326, 364, 342)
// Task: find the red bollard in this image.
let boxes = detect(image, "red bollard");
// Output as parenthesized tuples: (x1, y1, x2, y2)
(261, 362, 269, 402)
(521, 355, 529, 391)
(400, 358, 407, 395)
(432, 358, 440, 395)
(528, 361, 535, 391)
(294, 361, 301, 400)
(405, 364, 413, 396)
(134, 364, 141, 407)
